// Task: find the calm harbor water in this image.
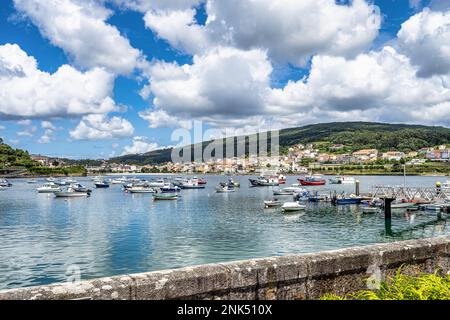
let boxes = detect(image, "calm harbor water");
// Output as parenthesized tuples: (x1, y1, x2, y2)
(0, 175, 448, 290)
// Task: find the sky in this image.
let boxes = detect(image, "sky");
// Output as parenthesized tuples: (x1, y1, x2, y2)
(1, 0, 450, 159)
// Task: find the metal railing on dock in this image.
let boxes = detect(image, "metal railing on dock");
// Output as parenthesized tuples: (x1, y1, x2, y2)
(371, 185, 450, 201)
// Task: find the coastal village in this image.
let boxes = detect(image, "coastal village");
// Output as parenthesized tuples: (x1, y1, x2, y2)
(30, 143, 450, 175)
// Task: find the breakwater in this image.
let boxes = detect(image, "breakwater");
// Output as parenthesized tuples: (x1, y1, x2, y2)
(0, 236, 449, 300)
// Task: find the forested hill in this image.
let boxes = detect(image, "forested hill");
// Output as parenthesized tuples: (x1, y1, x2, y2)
(0, 137, 36, 168)
(110, 122, 450, 165)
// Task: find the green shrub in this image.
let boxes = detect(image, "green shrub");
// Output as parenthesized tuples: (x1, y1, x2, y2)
(321, 267, 450, 300)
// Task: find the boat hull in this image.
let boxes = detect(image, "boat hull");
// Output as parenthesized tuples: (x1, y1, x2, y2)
(298, 179, 326, 186)
(334, 198, 362, 205)
(55, 192, 88, 198)
(95, 184, 109, 188)
(153, 194, 178, 200)
(180, 185, 205, 189)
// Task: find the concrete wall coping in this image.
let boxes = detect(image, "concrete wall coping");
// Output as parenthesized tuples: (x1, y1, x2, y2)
(0, 236, 449, 300)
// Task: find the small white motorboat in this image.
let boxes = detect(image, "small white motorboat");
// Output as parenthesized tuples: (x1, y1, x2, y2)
(0, 179, 12, 187)
(111, 177, 128, 184)
(362, 207, 380, 215)
(37, 183, 61, 193)
(216, 185, 236, 193)
(27, 179, 38, 184)
(147, 179, 166, 188)
(282, 202, 306, 212)
(128, 186, 156, 194)
(54, 187, 89, 198)
(264, 199, 282, 208)
(0, 185, 7, 191)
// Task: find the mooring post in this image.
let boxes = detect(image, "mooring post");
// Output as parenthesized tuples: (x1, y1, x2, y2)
(355, 180, 360, 196)
(383, 197, 395, 219)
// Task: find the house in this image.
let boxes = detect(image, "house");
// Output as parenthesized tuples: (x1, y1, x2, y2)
(352, 149, 378, 162)
(382, 151, 406, 161)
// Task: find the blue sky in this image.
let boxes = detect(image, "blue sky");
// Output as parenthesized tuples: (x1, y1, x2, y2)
(1, 0, 449, 159)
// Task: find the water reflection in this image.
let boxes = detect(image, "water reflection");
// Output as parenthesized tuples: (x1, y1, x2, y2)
(0, 175, 448, 289)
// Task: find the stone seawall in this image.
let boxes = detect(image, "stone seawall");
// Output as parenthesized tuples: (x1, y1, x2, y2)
(1, 236, 449, 300)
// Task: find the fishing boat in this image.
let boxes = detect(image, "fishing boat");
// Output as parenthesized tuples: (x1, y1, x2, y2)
(37, 183, 61, 193)
(197, 178, 207, 185)
(333, 197, 362, 205)
(298, 174, 326, 186)
(94, 181, 110, 188)
(54, 187, 89, 198)
(128, 186, 156, 194)
(282, 202, 306, 212)
(153, 193, 178, 200)
(332, 194, 362, 205)
(278, 175, 287, 185)
(216, 184, 236, 193)
(179, 179, 206, 189)
(0, 179, 12, 187)
(264, 199, 282, 208)
(249, 176, 280, 187)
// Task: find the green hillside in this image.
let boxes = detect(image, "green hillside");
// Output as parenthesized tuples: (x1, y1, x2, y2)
(0, 137, 86, 176)
(110, 122, 450, 165)
(0, 137, 36, 168)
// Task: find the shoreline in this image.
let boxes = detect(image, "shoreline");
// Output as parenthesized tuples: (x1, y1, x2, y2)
(1, 172, 448, 179)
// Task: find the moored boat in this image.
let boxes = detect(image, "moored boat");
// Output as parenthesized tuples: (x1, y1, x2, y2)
(179, 179, 206, 189)
(282, 202, 306, 212)
(54, 187, 89, 198)
(27, 179, 38, 184)
(0, 179, 12, 187)
(329, 176, 356, 184)
(249, 176, 280, 187)
(94, 181, 110, 188)
(37, 183, 61, 193)
(227, 178, 240, 188)
(298, 174, 326, 186)
(362, 207, 380, 214)
(216, 184, 236, 193)
(153, 193, 178, 200)
(70, 183, 92, 193)
(264, 199, 282, 208)
(128, 186, 156, 193)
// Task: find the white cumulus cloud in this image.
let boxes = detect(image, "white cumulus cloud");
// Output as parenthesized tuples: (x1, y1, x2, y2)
(69, 114, 134, 140)
(0, 43, 118, 119)
(13, 0, 142, 75)
(140, 47, 272, 127)
(121, 136, 159, 155)
(397, 8, 450, 77)
(141, 0, 380, 66)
